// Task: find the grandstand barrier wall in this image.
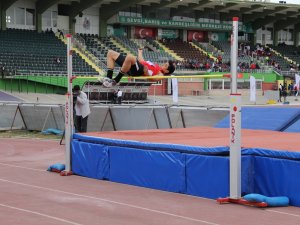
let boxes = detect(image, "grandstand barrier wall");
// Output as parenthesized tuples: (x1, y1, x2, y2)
(0, 104, 229, 132)
(2, 104, 299, 133)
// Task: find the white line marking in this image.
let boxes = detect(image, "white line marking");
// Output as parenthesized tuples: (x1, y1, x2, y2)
(0, 163, 218, 204)
(267, 209, 300, 218)
(0, 163, 46, 172)
(1, 164, 299, 221)
(0, 203, 82, 225)
(0, 162, 216, 202)
(0, 178, 219, 225)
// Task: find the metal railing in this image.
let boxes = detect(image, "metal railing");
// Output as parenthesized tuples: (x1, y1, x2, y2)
(73, 35, 107, 73)
(274, 69, 300, 78)
(73, 34, 86, 51)
(16, 70, 98, 76)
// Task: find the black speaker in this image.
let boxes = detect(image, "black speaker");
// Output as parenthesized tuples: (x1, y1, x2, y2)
(238, 31, 244, 36)
(58, 4, 70, 16)
(79, 12, 83, 17)
(113, 23, 121, 29)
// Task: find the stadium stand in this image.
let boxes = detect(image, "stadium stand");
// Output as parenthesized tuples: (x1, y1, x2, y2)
(162, 39, 208, 62)
(0, 0, 299, 96)
(193, 42, 219, 58)
(211, 41, 253, 64)
(79, 34, 124, 71)
(268, 44, 300, 70)
(0, 29, 98, 76)
(114, 36, 174, 63)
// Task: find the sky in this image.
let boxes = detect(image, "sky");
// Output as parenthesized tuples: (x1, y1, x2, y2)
(270, 0, 300, 4)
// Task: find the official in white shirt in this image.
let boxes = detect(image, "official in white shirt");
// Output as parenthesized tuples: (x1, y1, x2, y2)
(117, 89, 122, 104)
(73, 85, 90, 132)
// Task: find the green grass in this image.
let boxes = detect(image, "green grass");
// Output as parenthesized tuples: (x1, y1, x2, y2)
(0, 130, 61, 140)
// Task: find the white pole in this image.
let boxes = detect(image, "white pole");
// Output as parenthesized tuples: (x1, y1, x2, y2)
(231, 18, 238, 94)
(229, 17, 241, 199)
(64, 34, 73, 174)
(172, 77, 178, 104)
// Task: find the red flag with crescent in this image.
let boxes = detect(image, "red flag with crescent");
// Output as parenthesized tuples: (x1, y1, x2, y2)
(187, 31, 207, 42)
(135, 27, 156, 39)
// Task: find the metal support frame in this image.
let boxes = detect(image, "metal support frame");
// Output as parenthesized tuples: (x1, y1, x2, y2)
(165, 106, 173, 129)
(10, 105, 27, 131)
(109, 108, 116, 131)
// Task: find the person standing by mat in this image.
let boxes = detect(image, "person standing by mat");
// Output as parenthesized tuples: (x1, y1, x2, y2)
(101, 49, 175, 87)
(73, 85, 90, 132)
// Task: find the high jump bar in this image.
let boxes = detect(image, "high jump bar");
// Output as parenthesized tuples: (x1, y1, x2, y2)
(76, 73, 243, 80)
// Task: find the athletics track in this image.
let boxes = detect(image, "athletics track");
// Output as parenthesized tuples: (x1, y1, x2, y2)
(1, 134, 300, 225)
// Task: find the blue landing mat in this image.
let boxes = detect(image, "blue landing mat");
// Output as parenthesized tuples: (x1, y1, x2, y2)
(0, 91, 23, 102)
(214, 107, 300, 132)
(72, 134, 300, 206)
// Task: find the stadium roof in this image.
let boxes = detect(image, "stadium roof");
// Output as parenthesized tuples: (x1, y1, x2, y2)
(3, 0, 300, 30)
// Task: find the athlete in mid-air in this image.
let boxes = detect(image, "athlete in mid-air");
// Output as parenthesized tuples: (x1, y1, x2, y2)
(101, 49, 175, 87)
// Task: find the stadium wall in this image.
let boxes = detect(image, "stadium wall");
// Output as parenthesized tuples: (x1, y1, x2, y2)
(0, 104, 229, 132)
(0, 79, 66, 94)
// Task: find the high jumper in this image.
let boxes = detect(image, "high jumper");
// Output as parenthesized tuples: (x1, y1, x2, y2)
(101, 48, 176, 87)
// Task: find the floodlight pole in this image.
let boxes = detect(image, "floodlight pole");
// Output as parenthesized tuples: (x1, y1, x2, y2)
(62, 34, 74, 176)
(229, 17, 241, 199)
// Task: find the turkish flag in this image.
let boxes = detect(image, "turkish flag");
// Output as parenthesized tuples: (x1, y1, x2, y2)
(135, 27, 155, 39)
(187, 31, 207, 42)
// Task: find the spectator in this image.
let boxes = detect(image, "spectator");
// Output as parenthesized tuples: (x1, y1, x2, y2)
(217, 55, 222, 63)
(279, 83, 283, 102)
(111, 90, 117, 104)
(294, 83, 298, 97)
(54, 57, 61, 66)
(58, 29, 64, 39)
(288, 83, 293, 96)
(282, 83, 288, 102)
(250, 62, 256, 70)
(1, 64, 6, 79)
(117, 89, 123, 104)
(73, 85, 90, 132)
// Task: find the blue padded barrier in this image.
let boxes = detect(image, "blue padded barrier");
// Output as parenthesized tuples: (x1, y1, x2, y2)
(71, 134, 300, 206)
(253, 156, 300, 206)
(185, 155, 229, 199)
(186, 155, 254, 199)
(109, 146, 186, 193)
(214, 107, 300, 131)
(242, 148, 300, 161)
(241, 156, 255, 195)
(72, 140, 109, 180)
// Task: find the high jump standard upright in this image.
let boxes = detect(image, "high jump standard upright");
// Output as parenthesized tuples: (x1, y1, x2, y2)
(229, 17, 242, 199)
(61, 34, 74, 176)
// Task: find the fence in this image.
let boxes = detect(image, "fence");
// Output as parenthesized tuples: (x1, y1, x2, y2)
(0, 103, 229, 132)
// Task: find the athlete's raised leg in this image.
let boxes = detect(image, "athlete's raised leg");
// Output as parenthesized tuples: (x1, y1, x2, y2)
(114, 54, 137, 83)
(106, 50, 120, 79)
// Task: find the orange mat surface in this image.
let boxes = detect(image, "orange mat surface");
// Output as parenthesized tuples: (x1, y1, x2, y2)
(86, 127, 300, 152)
